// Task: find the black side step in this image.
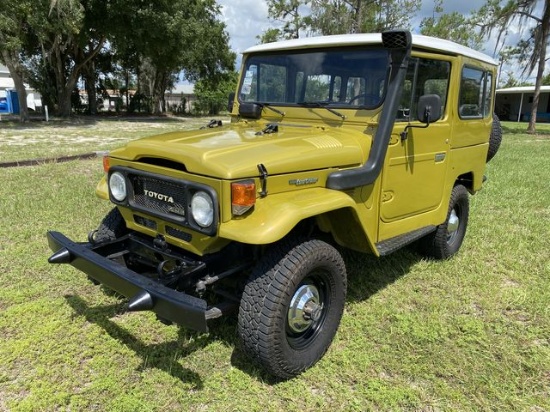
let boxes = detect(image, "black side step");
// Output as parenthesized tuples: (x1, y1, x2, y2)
(375, 225, 436, 256)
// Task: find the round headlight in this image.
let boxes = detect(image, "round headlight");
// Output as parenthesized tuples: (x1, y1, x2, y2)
(191, 191, 214, 227)
(109, 172, 127, 202)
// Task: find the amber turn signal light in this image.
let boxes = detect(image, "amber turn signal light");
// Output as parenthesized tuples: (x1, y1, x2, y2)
(231, 180, 256, 215)
(102, 156, 110, 173)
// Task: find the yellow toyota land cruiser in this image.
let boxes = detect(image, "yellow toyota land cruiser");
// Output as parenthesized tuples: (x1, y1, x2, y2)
(48, 30, 501, 378)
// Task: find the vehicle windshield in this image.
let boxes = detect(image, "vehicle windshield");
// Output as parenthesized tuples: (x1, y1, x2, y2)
(239, 47, 389, 109)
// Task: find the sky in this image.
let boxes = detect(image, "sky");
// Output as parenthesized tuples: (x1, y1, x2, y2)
(215, 0, 546, 82)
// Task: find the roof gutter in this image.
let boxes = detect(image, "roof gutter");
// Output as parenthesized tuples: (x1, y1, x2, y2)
(326, 30, 412, 190)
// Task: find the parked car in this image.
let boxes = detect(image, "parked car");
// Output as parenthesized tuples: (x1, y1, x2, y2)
(48, 30, 501, 378)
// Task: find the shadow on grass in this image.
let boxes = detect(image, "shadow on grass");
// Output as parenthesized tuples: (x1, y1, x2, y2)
(64, 294, 210, 388)
(0, 116, 99, 130)
(63, 247, 422, 385)
(342, 247, 421, 303)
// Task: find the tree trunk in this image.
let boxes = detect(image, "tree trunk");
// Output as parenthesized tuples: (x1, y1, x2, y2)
(1, 49, 29, 122)
(527, 59, 543, 134)
(83, 61, 98, 115)
(152, 70, 168, 115)
(527, 3, 550, 134)
(47, 38, 107, 117)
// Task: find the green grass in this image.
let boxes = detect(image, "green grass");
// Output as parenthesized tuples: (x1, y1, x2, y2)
(0, 116, 221, 163)
(0, 120, 549, 411)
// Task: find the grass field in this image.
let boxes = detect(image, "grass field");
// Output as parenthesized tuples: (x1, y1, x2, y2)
(0, 118, 548, 411)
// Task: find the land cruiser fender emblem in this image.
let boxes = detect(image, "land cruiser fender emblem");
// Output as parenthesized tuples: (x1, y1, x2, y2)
(144, 189, 174, 203)
(289, 177, 319, 186)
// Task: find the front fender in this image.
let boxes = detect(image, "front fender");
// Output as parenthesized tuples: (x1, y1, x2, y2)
(219, 188, 357, 245)
(95, 175, 109, 200)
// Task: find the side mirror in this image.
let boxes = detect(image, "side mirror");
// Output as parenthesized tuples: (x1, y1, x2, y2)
(417, 94, 442, 124)
(227, 92, 235, 113)
(239, 102, 262, 119)
(400, 94, 443, 141)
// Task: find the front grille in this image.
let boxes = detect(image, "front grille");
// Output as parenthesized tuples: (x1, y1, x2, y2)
(130, 175, 187, 218)
(109, 166, 218, 236)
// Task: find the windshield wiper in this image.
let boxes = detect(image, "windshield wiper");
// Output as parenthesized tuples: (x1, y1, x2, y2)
(257, 103, 285, 118)
(297, 101, 346, 120)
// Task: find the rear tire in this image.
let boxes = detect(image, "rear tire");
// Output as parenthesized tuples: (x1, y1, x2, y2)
(418, 185, 469, 259)
(487, 114, 502, 162)
(238, 238, 347, 379)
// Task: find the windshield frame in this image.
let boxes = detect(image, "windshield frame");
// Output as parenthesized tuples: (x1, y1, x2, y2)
(238, 46, 390, 111)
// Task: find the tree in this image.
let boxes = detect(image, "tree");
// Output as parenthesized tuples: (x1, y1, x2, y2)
(475, 0, 550, 133)
(24, 0, 109, 117)
(2, 0, 234, 118)
(263, 0, 310, 41)
(420, 0, 483, 49)
(258, 28, 284, 44)
(113, 0, 235, 114)
(308, 0, 422, 35)
(194, 71, 238, 115)
(0, 1, 32, 122)
(262, 0, 421, 41)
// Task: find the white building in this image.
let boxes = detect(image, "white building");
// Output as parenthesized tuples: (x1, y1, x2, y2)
(495, 85, 550, 123)
(166, 84, 196, 113)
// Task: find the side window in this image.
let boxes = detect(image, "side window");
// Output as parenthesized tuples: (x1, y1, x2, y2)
(397, 57, 450, 122)
(459, 67, 493, 119)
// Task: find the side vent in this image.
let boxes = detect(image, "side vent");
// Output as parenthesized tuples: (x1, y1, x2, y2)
(166, 226, 192, 242)
(134, 215, 157, 230)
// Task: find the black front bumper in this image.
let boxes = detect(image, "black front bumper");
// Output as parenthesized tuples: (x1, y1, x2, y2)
(47, 231, 209, 332)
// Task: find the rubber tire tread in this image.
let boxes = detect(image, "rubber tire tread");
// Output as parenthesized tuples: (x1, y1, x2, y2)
(94, 207, 128, 243)
(238, 238, 346, 379)
(487, 113, 502, 162)
(418, 185, 469, 260)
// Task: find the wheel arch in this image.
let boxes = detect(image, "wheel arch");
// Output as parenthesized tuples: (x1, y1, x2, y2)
(218, 188, 361, 246)
(456, 171, 475, 193)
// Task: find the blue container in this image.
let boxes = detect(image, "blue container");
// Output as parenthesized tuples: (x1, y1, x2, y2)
(0, 90, 20, 114)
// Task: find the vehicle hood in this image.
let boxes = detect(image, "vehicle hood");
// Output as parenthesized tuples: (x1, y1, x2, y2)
(109, 122, 371, 179)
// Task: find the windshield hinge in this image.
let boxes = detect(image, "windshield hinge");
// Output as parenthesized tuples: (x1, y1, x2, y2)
(200, 119, 223, 129)
(257, 163, 268, 197)
(256, 123, 279, 136)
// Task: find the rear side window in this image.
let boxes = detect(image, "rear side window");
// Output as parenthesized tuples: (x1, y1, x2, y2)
(459, 67, 493, 119)
(397, 57, 451, 122)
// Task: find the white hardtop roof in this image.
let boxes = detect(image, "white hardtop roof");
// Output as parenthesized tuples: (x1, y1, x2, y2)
(244, 33, 498, 66)
(496, 85, 550, 94)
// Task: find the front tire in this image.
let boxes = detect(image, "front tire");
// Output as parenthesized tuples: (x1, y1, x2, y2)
(90, 207, 128, 244)
(418, 185, 469, 259)
(238, 238, 347, 379)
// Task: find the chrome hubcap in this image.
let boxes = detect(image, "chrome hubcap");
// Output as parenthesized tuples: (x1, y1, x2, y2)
(447, 209, 459, 244)
(287, 284, 323, 334)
